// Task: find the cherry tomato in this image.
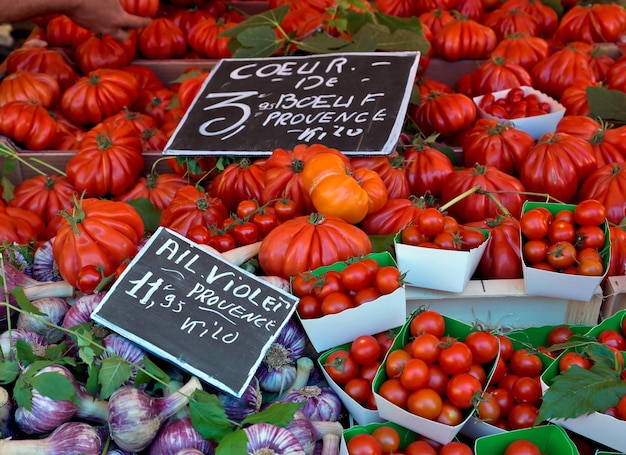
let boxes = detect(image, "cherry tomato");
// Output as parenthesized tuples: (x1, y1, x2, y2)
(291, 272, 318, 297)
(400, 358, 430, 390)
(409, 310, 445, 337)
(439, 441, 474, 455)
(520, 208, 550, 240)
(464, 330, 499, 364)
(346, 433, 383, 455)
(511, 376, 542, 405)
(507, 402, 539, 429)
(436, 401, 464, 426)
(401, 224, 429, 246)
(407, 388, 443, 419)
(186, 224, 211, 244)
(273, 198, 298, 221)
(457, 226, 486, 250)
(598, 329, 626, 350)
(477, 392, 501, 423)
(343, 377, 371, 405)
(252, 210, 279, 237)
(617, 394, 626, 420)
(492, 387, 516, 418)
(342, 260, 374, 292)
(385, 349, 412, 378)
(446, 372, 482, 409)
(411, 333, 443, 364)
(374, 266, 402, 295)
(404, 441, 437, 455)
(522, 239, 548, 264)
(371, 426, 400, 454)
(546, 241, 577, 270)
(359, 360, 382, 384)
(558, 351, 592, 372)
(314, 270, 345, 301)
(574, 199, 607, 227)
(76, 264, 103, 294)
(509, 349, 543, 377)
(577, 247, 602, 264)
(443, 215, 459, 233)
(377, 378, 410, 408)
(350, 335, 381, 366)
(433, 231, 458, 250)
(498, 334, 514, 362)
(209, 232, 236, 253)
(575, 225, 606, 250)
(297, 295, 322, 320)
(438, 341, 473, 375)
(548, 220, 576, 244)
(426, 364, 449, 396)
(236, 199, 258, 219)
(324, 349, 359, 385)
(504, 440, 541, 455)
(553, 209, 575, 225)
(418, 207, 445, 237)
(321, 291, 353, 315)
(547, 325, 574, 347)
(231, 221, 259, 245)
(578, 257, 604, 276)
(352, 287, 382, 306)
(375, 330, 397, 359)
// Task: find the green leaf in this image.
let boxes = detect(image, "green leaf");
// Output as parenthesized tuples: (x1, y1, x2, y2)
(98, 357, 133, 399)
(587, 86, 626, 123)
(298, 35, 353, 54)
(219, 5, 289, 38)
(369, 234, 396, 255)
(215, 428, 248, 455)
(231, 26, 283, 58)
(141, 356, 169, 383)
(537, 361, 626, 423)
(541, 0, 564, 17)
(44, 343, 70, 362)
(15, 339, 42, 365)
(0, 359, 19, 384)
(127, 197, 161, 233)
(241, 402, 303, 427)
(189, 394, 234, 442)
(30, 371, 79, 404)
(13, 377, 32, 410)
(15, 292, 46, 316)
(85, 363, 100, 397)
(378, 28, 430, 53)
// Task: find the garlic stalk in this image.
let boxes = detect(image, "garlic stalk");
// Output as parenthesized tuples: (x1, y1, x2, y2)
(0, 421, 102, 455)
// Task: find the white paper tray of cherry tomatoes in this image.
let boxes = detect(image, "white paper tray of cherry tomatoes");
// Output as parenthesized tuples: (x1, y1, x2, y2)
(473, 86, 565, 140)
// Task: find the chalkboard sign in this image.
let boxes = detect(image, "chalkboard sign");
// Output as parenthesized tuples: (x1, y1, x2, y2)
(91, 227, 299, 397)
(164, 51, 420, 157)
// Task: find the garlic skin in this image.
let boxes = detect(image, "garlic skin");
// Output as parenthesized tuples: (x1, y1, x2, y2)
(17, 297, 70, 343)
(0, 421, 103, 455)
(244, 422, 305, 455)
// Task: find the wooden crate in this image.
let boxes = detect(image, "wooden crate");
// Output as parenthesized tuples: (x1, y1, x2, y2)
(405, 278, 603, 330)
(601, 275, 626, 319)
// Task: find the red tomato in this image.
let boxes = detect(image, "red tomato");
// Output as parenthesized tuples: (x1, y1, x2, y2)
(231, 221, 259, 246)
(546, 241, 577, 270)
(438, 341, 473, 375)
(252, 210, 279, 237)
(436, 401, 465, 426)
(498, 334, 514, 361)
(464, 330, 499, 364)
(371, 426, 401, 454)
(520, 208, 550, 240)
(374, 266, 402, 295)
(291, 272, 318, 297)
(346, 433, 383, 455)
(575, 225, 606, 250)
(492, 387, 516, 418)
(418, 207, 445, 237)
(409, 310, 445, 337)
(547, 325, 575, 347)
(297, 295, 322, 320)
(377, 378, 410, 408)
(558, 351, 592, 372)
(439, 441, 474, 455)
(426, 364, 449, 396)
(342, 260, 374, 292)
(598, 329, 626, 350)
(359, 360, 382, 384)
(477, 392, 502, 423)
(400, 358, 430, 390)
(343, 377, 371, 405)
(314, 270, 346, 301)
(350, 335, 381, 366)
(209, 233, 235, 253)
(407, 388, 443, 419)
(522, 239, 548, 264)
(375, 330, 397, 359)
(411, 333, 443, 365)
(457, 226, 487, 250)
(509, 349, 543, 377)
(578, 257, 604, 276)
(352, 287, 382, 306)
(385, 349, 412, 378)
(574, 199, 607, 226)
(504, 440, 542, 455)
(274, 199, 298, 221)
(76, 264, 104, 294)
(446, 372, 483, 409)
(324, 350, 359, 385)
(507, 403, 539, 429)
(186, 225, 212, 245)
(404, 441, 437, 455)
(511, 376, 543, 405)
(548, 220, 576, 244)
(321, 292, 353, 315)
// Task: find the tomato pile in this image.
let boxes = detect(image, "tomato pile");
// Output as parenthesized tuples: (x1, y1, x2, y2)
(291, 257, 403, 319)
(478, 87, 553, 120)
(520, 200, 608, 276)
(375, 310, 499, 426)
(400, 208, 488, 250)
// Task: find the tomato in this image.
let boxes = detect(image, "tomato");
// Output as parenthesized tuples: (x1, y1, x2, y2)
(522, 239, 548, 264)
(342, 261, 374, 292)
(324, 349, 359, 385)
(547, 326, 575, 347)
(401, 224, 429, 246)
(575, 225, 606, 250)
(520, 208, 550, 240)
(438, 341, 473, 375)
(435, 400, 465, 426)
(467, 215, 523, 279)
(548, 220, 576, 244)
(578, 257, 604, 276)
(296, 295, 322, 320)
(598, 329, 626, 350)
(404, 440, 437, 455)
(457, 227, 487, 251)
(343, 377, 371, 405)
(138, 17, 186, 60)
(497, 334, 514, 362)
(417, 207, 445, 237)
(186, 225, 212, 245)
(433, 231, 458, 250)
(350, 335, 381, 366)
(411, 333, 443, 365)
(617, 394, 626, 420)
(274, 199, 298, 221)
(558, 351, 592, 373)
(511, 376, 542, 405)
(409, 310, 445, 338)
(359, 360, 382, 384)
(385, 349, 412, 378)
(507, 402, 539, 429)
(353, 287, 382, 307)
(321, 292, 353, 315)
(76, 264, 105, 294)
(236, 200, 259, 219)
(439, 441, 474, 455)
(446, 372, 482, 409)
(504, 440, 541, 455)
(346, 433, 383, 455)
(400, 358, 430, 390)
(403, 140, 454, 198)
(411, 91, 477, 139)
(407, 388, 443, 419)
(230, 221, 260, 246)
(477, 392, 501, 423)
(464, 331, 499, 365)
(377, 378, 410, 408)
(209, 232, 235, 253)
(291, 272, 318, 297)
(374, 266, 402, 295)
(371, 426, 400, 454)
(546, 241, 577, 270)
(509, 349, 543, 377)
(313, 270, 345, 301)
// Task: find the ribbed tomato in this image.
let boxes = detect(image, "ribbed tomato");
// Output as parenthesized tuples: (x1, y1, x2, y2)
(554, 3, 626, 44)
(491, 33, 550, 71)
(0, 70, 60, 108)
(209, 158, 266, 213)
(8, 174, 76, 225)
(119, 0, 159, 17)
(0, 205, 45, 243)
(403, 140, 454, 198)
(468, 56, 532, 97)
(44, 15, 91, 49)
(467, 215, 523, 279)
(530, 44, 595, 99)
(440, 164, 527, 223)
(577, 164, 626, 226)
(60, 68, 140, 126)
(65, 122, 144, 197)
(114, 172, 188, 211)
(351, 152, 411, 200)
(73, 32, 138, 74)
(482, 7, 540, 41)
(137, 17, 187, 60)
(0, 100, 58, 150)
(159, 185, 229, 236)
(359, 197, 428, 236)
(187, 17, 235, 59)
(258, 212, 372, 278)
(410, 91, 477, 139)
(432, 16, 497, 61)
(4, 46, 79, 92)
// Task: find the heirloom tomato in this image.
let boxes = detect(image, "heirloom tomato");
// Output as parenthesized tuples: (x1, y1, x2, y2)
(607, 226, 626, 277)
(467, 215, 522, 279)
(160, 185, 229, 237)
(351, 152, 410, 200)
(8, 174, 76, 225)
(119, 0, 159, 17)
(359, 197, 426, 236)
(187, 17, 235, 59)
(440, 164, 527, 224)
(113, 172, 188, 211)
(462, 119, 534, 175)
(554, 3, 626, 44)
(52, 198, 144, 289)
(577, 164, 626, 226)
(138, 18, 187, 60)
(177, 71, 210, 112)
(4, 46, 79, 92)
(500, 0, 558, 37)
(432, 16, 497, 61)
(44, 14, 91, 49)
(491, 32, 549, 71)
(403, 138, 454, 198)
(258, 213, 372, 279)
(0, 205, 42, 243)
(0, 100, 57, 150)
(411, 91, 477, 139)
(468, 56, 532, 97)
(60, 68, 140, 126)
(0, 70, 60, 108)
(209, 158, 266, 213)
(530, 44, 595, 99)
(482, 7, 540, 41)
(73, 32, 138, 74)
(66, 121, 144, 197)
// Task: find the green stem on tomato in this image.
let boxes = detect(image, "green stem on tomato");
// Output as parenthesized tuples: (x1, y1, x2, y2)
(438, 184, 482, 213)
(0, 142, 66, 177)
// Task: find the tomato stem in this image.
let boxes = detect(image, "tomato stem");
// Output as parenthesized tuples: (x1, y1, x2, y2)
(438, 184, 482, 213)
(0, 142, 66, 177)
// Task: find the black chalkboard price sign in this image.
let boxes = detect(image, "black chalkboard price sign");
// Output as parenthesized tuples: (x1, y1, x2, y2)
(164, 51, 420, 157)
(91, 227, 299, 397)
